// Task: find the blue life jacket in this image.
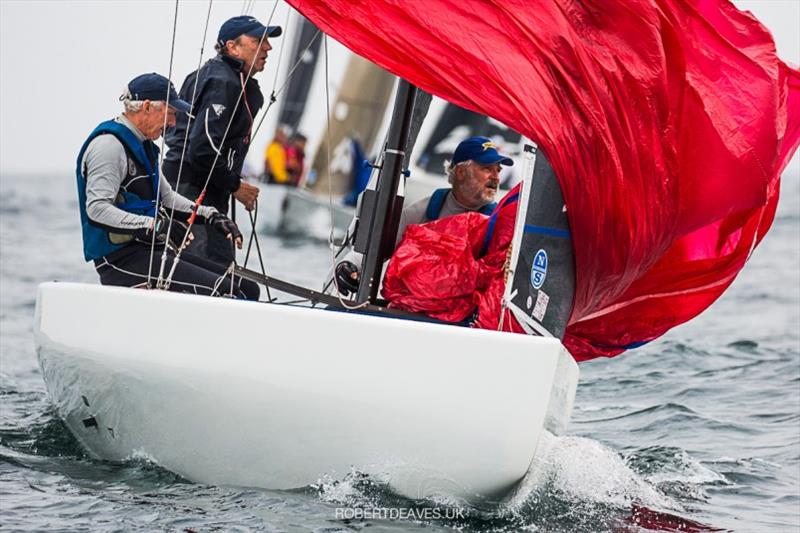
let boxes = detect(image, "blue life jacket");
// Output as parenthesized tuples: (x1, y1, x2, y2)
(76, 120, 159, 261)
(480, 190, 519, 257)
(425, 188, 497, 221)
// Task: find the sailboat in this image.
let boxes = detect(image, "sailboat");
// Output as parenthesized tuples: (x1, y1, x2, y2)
(279, 88, 529, 240)
(278, 52, 396, 237)
(35, 72, 578, 503)
(35, 0, 799, 506)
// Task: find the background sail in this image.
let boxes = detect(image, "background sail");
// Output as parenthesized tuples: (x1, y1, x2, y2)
(290, 0, 800, 360)
(308, 56, 395, 196)
(416, 103, 521, 176)
(277, 15, 321, 132)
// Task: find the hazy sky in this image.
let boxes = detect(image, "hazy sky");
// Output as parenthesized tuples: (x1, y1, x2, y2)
(0, 0, 798, 177)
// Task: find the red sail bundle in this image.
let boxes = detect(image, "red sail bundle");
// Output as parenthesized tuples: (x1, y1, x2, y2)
(290, 0, 800, 360)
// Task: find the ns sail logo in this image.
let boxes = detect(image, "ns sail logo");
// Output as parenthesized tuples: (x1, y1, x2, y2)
(530, 249, 548, 289)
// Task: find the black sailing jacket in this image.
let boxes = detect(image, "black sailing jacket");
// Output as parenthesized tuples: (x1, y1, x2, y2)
(163, 54, 264, 213)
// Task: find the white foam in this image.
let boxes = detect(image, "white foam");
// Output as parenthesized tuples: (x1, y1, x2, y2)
(507, 432, 675, 513)
(313, 469, 380, 509)
(643, 449, 727, 485)
(126, 448, 159, 465)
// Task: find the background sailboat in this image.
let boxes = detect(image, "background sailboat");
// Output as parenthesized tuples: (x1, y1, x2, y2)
(265, 14, 529, 240)
(278, 53, 396, 236)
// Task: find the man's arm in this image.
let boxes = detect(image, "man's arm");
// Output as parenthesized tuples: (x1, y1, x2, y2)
(395, 198, 429, 247)
(186, 78, 244, 194)
(158, 174, 217, 219)
(84, 136, 152, 233)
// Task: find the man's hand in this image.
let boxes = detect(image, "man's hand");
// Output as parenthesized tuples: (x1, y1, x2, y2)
(134, 214, 196, 250)
(208, 212, 243, 249)
(335, 260, 360, 296)
(234, 181, 259, 211)
(135, 216, 169, 244)
(155, 207, 194, 250)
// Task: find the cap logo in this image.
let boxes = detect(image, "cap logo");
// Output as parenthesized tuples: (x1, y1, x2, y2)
(481, 141, 497, 151)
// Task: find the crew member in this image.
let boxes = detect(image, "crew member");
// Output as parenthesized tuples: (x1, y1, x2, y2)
(285, 132, 308, 185)
(335, 136, 513, 294)
(264, 126, 289, 184)
(395, 136, 510, 243)
(163, 16, 282, 265)
(77, 73, 258, 299)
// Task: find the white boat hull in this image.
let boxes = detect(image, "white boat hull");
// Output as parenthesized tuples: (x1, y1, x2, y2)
(34, 282, 578, 503)
(279, 187, 355, 240)
(251, 183, 291, 233)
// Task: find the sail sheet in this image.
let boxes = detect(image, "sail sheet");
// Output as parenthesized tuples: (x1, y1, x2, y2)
(290, 0, 800, 360)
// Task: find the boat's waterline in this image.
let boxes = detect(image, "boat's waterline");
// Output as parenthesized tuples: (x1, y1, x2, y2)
(34, 282, 578, 504)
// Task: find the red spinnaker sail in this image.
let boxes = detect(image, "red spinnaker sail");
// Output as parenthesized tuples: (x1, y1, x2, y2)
(289, 0, 800, 360)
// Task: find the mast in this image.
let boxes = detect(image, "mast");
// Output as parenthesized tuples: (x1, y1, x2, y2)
(355, 79, 418, 304)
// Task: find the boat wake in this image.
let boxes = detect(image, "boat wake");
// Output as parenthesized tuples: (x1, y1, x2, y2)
(311, 431, 724, 532)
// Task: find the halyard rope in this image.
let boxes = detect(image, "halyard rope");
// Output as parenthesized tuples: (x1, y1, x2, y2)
(163, 1, 279, 289)
(147, 0, 181, 288)
(157, 0, 214, 289)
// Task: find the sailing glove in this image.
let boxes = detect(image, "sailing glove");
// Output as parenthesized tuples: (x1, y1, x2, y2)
(335, 260, 360, 295)
(134, 216, 170, 245)
(208, 212, 243, 243)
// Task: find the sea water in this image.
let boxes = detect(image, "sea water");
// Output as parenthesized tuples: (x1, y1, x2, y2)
(1, 172, 798, 532)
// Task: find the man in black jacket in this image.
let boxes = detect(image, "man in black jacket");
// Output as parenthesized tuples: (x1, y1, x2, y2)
(164, 16, 281, 265)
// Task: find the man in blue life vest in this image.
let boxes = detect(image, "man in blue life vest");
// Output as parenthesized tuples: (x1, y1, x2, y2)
(334, 136, 513, 294)
(163, 16, 282, 266)
(76, 73, 259, 299)
(395, 136, 512, 241)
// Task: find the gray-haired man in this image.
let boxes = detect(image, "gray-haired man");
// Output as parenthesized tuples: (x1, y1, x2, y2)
(76, 73, 258, 299)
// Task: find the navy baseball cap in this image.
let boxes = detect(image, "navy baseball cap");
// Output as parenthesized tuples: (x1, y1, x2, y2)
(218, 16, 282, 45)
(126, 73, 192, 115)
(452, 136, 514, 166)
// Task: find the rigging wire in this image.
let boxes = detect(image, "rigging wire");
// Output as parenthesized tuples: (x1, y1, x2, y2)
(165, 2, 329, 302)
(146, 0, 181, 288)
(158, 0, 214, 289)
(164, 1, 279, 289)
(150, 2, 366, 310)
(233, 2, 293, 297)
(267, 6, 293, 117)
(249, 28, 322, 143)
(227, 1, 281, 298)
(241, 200, 274, 301)
(322, 35, 368, 311)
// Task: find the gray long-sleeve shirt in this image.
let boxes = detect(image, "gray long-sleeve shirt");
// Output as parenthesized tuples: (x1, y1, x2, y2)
(395, 190, 483, 246)
(81, 115, 215, 232)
